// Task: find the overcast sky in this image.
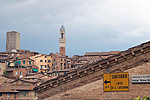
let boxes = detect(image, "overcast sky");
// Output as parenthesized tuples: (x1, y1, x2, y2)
(0, 0, 150, 57)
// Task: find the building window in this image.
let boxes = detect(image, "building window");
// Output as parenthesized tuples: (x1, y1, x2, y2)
(61, 59, 62, 61)
(29, 61, 31, 65)
(45, 60, 46, 62)
(61, 33, 63, 39)
(55, 73, 57, 76)
(12, 53, 14, 56)
(48, 60, 51, 62)
(17, 54, 19, 56)
(71, 65, 74, 68)
(45, 66, 46, 68)
(58, 73, 60, 76)
(23, 61, 25, 64)
(24, 91, 26, 96)
(2, 56, 6, 58)
(41, 65, 42, 69)
(0, 65, 1, 69)
(19, 72, 22, 75)
(60, 63, 62, 67)
(0, 72, 1, 75)
(67, 60, 71, 64)
(40, 60, 43, 62)
(16, 72, 17, 75)
(0, 93, 2, 97)
(35, 91, 36, 96)
(7, 93, 10, 97)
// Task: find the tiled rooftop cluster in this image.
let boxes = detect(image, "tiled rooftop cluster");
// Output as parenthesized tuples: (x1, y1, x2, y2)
(0, 46, 120, 99)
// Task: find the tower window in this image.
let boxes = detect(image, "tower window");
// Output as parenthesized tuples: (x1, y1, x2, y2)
(61, 33, 63, 39)
(62, 47, 63, 49)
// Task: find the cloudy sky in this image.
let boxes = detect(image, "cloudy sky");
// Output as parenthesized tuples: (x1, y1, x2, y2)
(0, 0, 150, 57)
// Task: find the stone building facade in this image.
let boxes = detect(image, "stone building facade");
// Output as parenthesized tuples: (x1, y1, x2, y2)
(6, 31, 20, 53)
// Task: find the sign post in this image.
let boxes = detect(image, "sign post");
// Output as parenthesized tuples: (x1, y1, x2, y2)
(132, 75, 150, 83)
(103, 72, 129, 92)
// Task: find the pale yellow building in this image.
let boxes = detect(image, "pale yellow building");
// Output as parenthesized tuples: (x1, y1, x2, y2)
(30, 54, 52, 72)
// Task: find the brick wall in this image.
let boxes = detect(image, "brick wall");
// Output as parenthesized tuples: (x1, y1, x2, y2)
(35, 41, 150, 99)
(45, 62, 150, 100)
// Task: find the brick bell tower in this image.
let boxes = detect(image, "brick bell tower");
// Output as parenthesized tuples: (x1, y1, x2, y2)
(59, 24, 66, 55)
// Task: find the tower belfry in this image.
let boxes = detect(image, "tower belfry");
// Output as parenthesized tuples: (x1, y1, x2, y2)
(59, 24, 66, 55)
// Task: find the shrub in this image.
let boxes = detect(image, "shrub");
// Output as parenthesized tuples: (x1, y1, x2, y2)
(3, 70, 8, 75)
(131, 95, 150, 100)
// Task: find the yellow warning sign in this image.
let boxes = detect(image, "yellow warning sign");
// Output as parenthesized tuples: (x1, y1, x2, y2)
(103, 73, 111, 91)
(103, 72, 129, 92)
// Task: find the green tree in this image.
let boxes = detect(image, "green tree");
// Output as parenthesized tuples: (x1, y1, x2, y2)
(3, 70, 8, 75)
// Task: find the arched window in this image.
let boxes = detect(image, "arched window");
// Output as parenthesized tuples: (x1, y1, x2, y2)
(61, 33, 63, 39)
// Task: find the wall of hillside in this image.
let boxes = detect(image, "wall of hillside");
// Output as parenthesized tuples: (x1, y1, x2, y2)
(45, 62, 150, 100)
(36, 45, 150, 99)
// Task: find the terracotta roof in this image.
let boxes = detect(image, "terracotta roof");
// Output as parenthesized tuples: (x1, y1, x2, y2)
(6, 69, 17, 71)
(84, 51, 121, 56)
(27, 73, 37, 76)
(0, 58, 7, 60)
(20, 79, 41, 83)
(47, 69, 70, 74)
(79, 59, 88, 61)
(39, 78, 51, 82)
(73, 63, 84, 66)
(84, 52, 100, 56)
(23, 74, 44, 79)
(7, 84, 36, 90)
(50, 53, 67, 58)
(2, 75, 16, 80)
(13, 58, 34, 62)
(0, 87, 19, 93)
